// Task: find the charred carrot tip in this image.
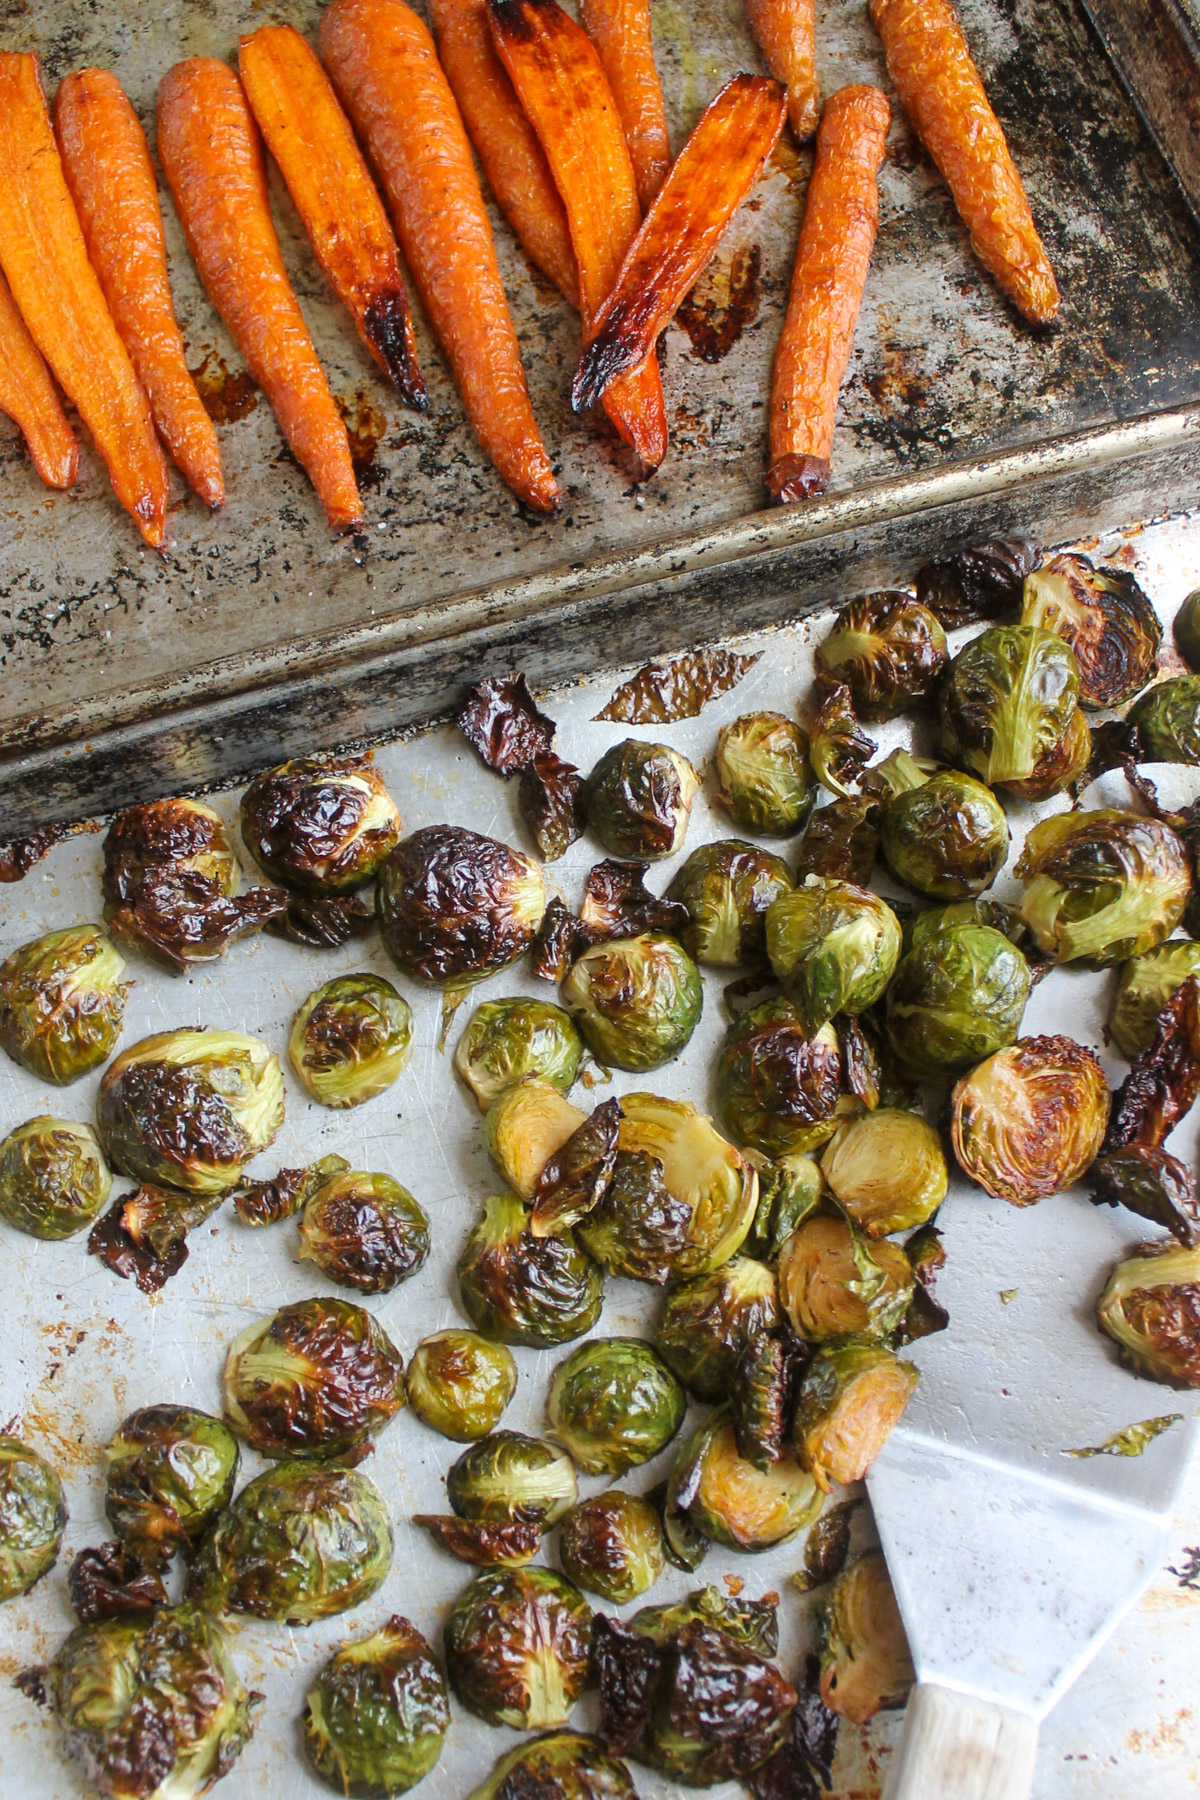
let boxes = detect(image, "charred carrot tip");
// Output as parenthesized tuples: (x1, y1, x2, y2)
(364, 291, 429, 411)
(766, 452, 829, 502)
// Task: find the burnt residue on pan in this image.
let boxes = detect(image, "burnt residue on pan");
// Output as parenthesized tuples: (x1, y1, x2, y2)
(337, 391, 388, 488)
(188, 350, 258, 424)
(677, 244, 762, 363)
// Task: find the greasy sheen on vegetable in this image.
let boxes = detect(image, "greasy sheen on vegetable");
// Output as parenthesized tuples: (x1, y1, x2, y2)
(240, 755, 402, 891)
(298, 1169, 430, 1293)
(458, 1192, 604, 1346)
(1109, 941, 1200, 1061)
(779, 1214, 913, 1342)
(793, 1344, 919, 1490)
(939, 624, 1085, 797)
(406, 1331, 518, 1441)
(0, 924, 126, 1084)
(715, 711, 816, 836)
(559, 1492, 665, 1602)
(0, 1116, 111, 1239)
(917, 532, 1041, 629)
(447, 1429, 577, 1527)
(1020, 553, 1161, 710)
(376, 824, 545, 984)
(667, 839, 793, 967)
(766, 877, 902, 1035)
(547, 1337, 686, 1474)
(817, 1549, 913, 1722)
(443, 1565, 593, 1729)
(669, 1406, 822, 1551)
(585, 739, 700, 861)
(886, 923, 1031, 1077)
(820, 1107, 948, 1236)
(1174, 589, 1200, 672)
(718, 1001, 856, 1159)
(0, 1436, 66, 1601)
(454, 997, 583, 1108)
(562, 932, 703, 1070)
(289, 973, 413, 1107)
(654, 1257, 780, 1399)
(104, 1405, 239, 1564)
(815, 590, 948, 719)
(1096, 1242, 1200, 1387)
(872, 752, 1009, 900)
(304, 1615, 449, 1797)
(951, 1037, 1110, 1205)
(1015, 809, 1191, 965)
(466, 1732, 639, 1800)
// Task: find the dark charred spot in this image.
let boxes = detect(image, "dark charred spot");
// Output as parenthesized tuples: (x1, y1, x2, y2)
(677, 244, 762, 363)
(457, 675, 557, 776)
(189, 351, 258, 424)
(101, 1063, 248, 1177)
(765, 454, 829, 503)
(361, 294, 428, 413)
(915, 534, 1041, 629)
(88, 1202, 190, 1292)
(68, 1541, 167, 1623)
(0, 826, 64, 882)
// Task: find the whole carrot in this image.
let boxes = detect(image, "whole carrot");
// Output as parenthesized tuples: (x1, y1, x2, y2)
(767, 83, 890, 503)
(577, 0, 671, 209)
(55, 68, 224, 511)
(0, 53, 168, 545)
(743, 0, 819, 141)
(157, 58, 362, 531)
(238, 25, 426, 412)
(870, 0, 1059, 324)
(319, 0, 559, 513)
(0, 267, 77, 490)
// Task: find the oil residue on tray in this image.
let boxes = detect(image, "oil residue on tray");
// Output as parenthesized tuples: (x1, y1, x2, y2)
(189, 350, 258, 424)
(677, 243, 763, 363)
(338, 391, 388, 487)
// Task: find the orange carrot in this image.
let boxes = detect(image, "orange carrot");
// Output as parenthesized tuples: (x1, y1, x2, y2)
(577, 0, 671, 209)
(428, 0, 578, 305)
(55, 67, 224, 511)
(238, 25, 426, 412)
(743, 0, 819, 141)
(319, 0, 559, 513)
(574, 74, 785, 411)
(0, 54, 168, 545)
(157, 58, 362, 530)
(487, 0, 667, 474)
(767, 83, 889, 503)
(0, 267, 77, 490)
(870, 0, 1059, 324)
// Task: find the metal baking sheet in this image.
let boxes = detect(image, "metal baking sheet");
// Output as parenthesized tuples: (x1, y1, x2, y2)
(2, 511, 1199, 1798)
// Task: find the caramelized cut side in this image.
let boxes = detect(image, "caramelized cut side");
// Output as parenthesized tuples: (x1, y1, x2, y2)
(0, 266, 77, 490)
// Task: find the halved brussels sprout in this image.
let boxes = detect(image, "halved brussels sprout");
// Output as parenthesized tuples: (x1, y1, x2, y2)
(916, 533, 1041, 629)
(779, 1215, 913, 1342)
(1020, 553, 1161, 709)
(1016, 809, 1191, 965)
(104, 797, 241, 904)
(654, 1257, 780, 1400)
(718, 1002, 857, 1160)
(766, 879, 902, 1036)
(0, 924, 126, 1084)
(0, 1437, 65, 1601)
(939, 625, 1084, 796)
(304, 1615, 448, 1798)
(468, 1733, 638, 1800)
(1174, 589, 1200, 673)
(547, 1338, 685, 1475)
(1096, 1242, 1200, 1386)
(559, 1493, 665, 1603)
(817, 1550, 914, 1723)
(562, 933, 702, 1071)
(454, 999, 583, 1109)
(97, 1028, 284, 1194)
(951, 1037, 1109, 1205)
(297, 1170, 430, 1293)
(749, 1149, 826, 1261)
(240, 755, 401, 891)
(668, 1406, 822, 1551)
(104, 1405, 239, 1564)
(444, 1566, 593, 1729)
(377, 825, 545, 985)
(0, 1116, 111, 1239)
(458, 1193, 604, 1347)
(793, 1345, 919, 1490)
(447, 1430, 577, 1527)
(795, 795, 881, 885)
(886, 924, 1031, 1077)
(815, 590, 948, 720)
(715, 711, 816, 836)
(223, 1296, 405, 1462)
(821, 1108, 948, 1236)
(666, 839, 793, 968)
(486, 1080, 587, 1200)
(289, 974, 413, 1108)
(1130, 675, 1200, 765)
(871, 752, 1009, 900)
(585, 740, 700, 860)
(406, 1331, 517, 1441)
(1109, 941, 1200, 1061)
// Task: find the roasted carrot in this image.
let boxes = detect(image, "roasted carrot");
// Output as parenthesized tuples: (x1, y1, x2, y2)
(767, 83, 889, 503)
(0, 54, 168, 545)
(577, 0, 671, 209)
(428, 0, 578, 305)
(743, 0, 819, 142)
(319, 0, 559, 513)
(238, 25, 426, 412)
(0, 267, 77, 490)
(870, 0, 1059, 324)
(157, 59, 361, 530)
(488, 0, 667, 474)
(55, 68, 224, 511)
(573, 74, 785, 412)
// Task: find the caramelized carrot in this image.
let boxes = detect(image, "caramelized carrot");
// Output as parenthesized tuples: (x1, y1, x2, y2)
(55, 68, 224, 510)
(577, 0, 671, 209)
(238, 25, 426, 412)
(767, 84, 889, 503)
(0, 54, 168, 545)
(870, 0, 1059, 324)
(573, 74, 785, 411)
(319, 0, 559, 513)
(743, 0, 819, 141)
(428, 0, 578, 305)
(488, 0, 667, 474)
(0, 267, 77, 490)
(157, 59, 361, 530)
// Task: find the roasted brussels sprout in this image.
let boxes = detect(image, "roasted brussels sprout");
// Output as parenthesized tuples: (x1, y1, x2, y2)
(0, 1437, 65, 1601)
(574, 1151, 690, 1284)
(377, 825, 545, 985)
(1130, 675, 1200, 765)
(298, 1170, 430, 1293)
(444, 1566, 593, 1729)
(821, 1108, 948, 1236)
(104, 1405, 239, 1564)
(916, 533, 1040, 628)
(289, 974, 413, 1108)
(1174, 589, 1200, 672)
(765, 879, 902, 1036)
(665, 839, 793, 967)
(815, 591, 948, 720)
(304, 1614, 449, 1797)
(448, 1430, 577, 1527)
(779, 1215, 913, 1342)
(486, 1080, 587, 1200)
(793, 1345, 919, 1490)
(654, 1257, 780, 1400)
(749, 1149, 826, 1260)
(223, 1297, 405, 1462)
(1016, 809, 1191, 965)
(0, 1116, 111, 1239)
(714, 712, 816, 837)
(817, 1550, 913, 1722)
(717, 1001, 856, 1159)
(547, 1338, 685, 1475)
(1109, 941, 1200, 1061)
(104, 797, 241, 904)
(562, 933, 702, 1071)
(458, 1192, 604, 1346)
(870, 752, 1009, 900)
(1020, 554, 1162, 709)
(0, 924, 126, 1084)
(406, 1331, 517, 1441)
(668, 1407, 822, 1551)
(886, 924, 1031, 1077)
(1096, 1242, 1200, 1386)
(795, 795, 881, 885)
(454, 999, 583, 1109)
(950, 1037, 1109, 1205)
(939, 625, 1084, 797)
(97, 1028, 284, 1194)
(468, 1731, 638, 1800)
(585, 740, 700, 860)
(414, 1515, 541, 1569)
(241, 755, 401, 891)
(559, 1492, 665, 1603)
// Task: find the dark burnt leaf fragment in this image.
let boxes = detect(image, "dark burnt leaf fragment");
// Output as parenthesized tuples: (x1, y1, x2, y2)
(749, 1654, 839, 1798)
(116, 1184, 224, 1262)
(580, 859, 690, 940)
(412, 1515, 541, 1567)
(458, 675, 557, 775)
(663, 1620, 798, 1777)
(594, 1613, 663, 1753)
(531, 898, 587, 983)
(519, 753, 587, 861)
(1104, 977, 1200, 1152)
(266, 892, 374, 948)
(87, 1203, 190, 1293)
(1073, 718, 1143, 797)
(595, 649, 760, 724)
(836, 1015, 880, 1110)
(794, 797, 880, 885)
(808, 676, 875, 800)
(0, 827, 64, 883)
(68, 1542, 168, 1624)
(731, 1333, 808, 1470)
(15, 1666, 49, 1707)
(582, 1151, 691, 1284)
(233, 1155, 351, 1228)
(532, 1097, 622, 1237)
(1091, 1146, 1200, 1248)
(794, 1499, 859, 1595)
(895, 1222, 949, 1344)
(107, 871, 287, 973)
(916, 534, 1041, 629)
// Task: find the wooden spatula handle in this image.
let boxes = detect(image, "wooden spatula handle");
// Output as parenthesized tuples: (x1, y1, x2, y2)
(883, 1683, 1039, 1800)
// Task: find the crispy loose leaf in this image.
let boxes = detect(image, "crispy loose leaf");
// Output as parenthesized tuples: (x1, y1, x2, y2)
(915, 534, 1041, 630)
(896, 1222, 949, 1345)
(107, 870, 287, 972)
(1091, 1146, 1200, 1248)
(266, 891, 374, 947)
(68, 1542, 168, 1623)
(594, 1613, 663, 1753)
(0, 826, 65, 882)
(1065, 1415, 1183, 1459)
(413, 1514, 541, 1566)
(792, 1498, 860, 1595)
(87, 1203, 189, 1293)
(1168, 1547, 1200, 1590)
(1105, 977, 1200, 1152)
(731, 1334, 807, 1470)
(748, 1654, 840, 1800)
(458, 673, 557, 773)
(794, 797, 880, 884)
(596, 648, 760, 723)
(519, 752, 587, 860)
(232, 1154, 351, 1227)
(532, 1096, 622, 1236)
(836, 1015, 880, 1110)
(531, 896, 587, 982)
(116, 1183, 225, 1261)
(808, 675, 876, 799)
(580, 858, 690, 937)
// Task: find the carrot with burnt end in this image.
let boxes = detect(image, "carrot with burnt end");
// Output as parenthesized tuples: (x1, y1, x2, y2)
(573, 74, 785, 412)
(743, 0, 819, 141)
(157, 58, 362, 530)
(870, 0, 1059, 324)
(488, 0, 667, 474)
(577, 0, 671, 209)
(319, 0, 559, 513)
(55, 68, 224, 510)
(767, 84, 889, 504)
(0, 268, 77, 490)
(238, 25, 426, 411)
(0, 54, 168, 544)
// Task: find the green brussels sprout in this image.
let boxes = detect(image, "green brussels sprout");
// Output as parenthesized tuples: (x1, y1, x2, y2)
(444, 1566, 593, 1729)
(298, 1170, 430, 1293)
(793, 1345, 919, 1490)
(820, 1108, 948, 1236)
(778, 1214, 914, 1342)
(717, 1001, 858, 1160)
(240, 755, 402, 891)
(950, 1036, 1110, 1205)
(468, 1731, 638, 1800)
(1096, 1241, 1200, 1386)
(547, 1337, 685, 1475)
(668, 1406, 822, 1551)
(558, 1492, 665, 1603)
(869, 751, 1009, 900)
(104, 1405, 239, 1564)
(939, 624, 1084, 796)
(486, 1079, 587, 1199)
(765, 879, 902, 1036)
(1174, 589, 1200, 673)
(714, 712, 816, 836)
(288, 974, 413, 1108)
(458, 1192, 604, 1347)
(1130, 676, 1200, 764)
(0, 924, 126, 1084)
(903, 894, 1022, 953)
(304, 1614, 449, 1797)
(815, 590, 948, 720)
(447, 1430, 577, 1526)
(45, 1602, 257, 1798)
(97, 1028, 285, 1194)
(454, 999, 583, 1109)
(1015, 809, 1192, 965)
(585, 739, 700, 860)
(817, 1550, 914, 1723)
(1109, 941, 1200, 1060)
(654, 1257, 780, 1400)
(886, 924, 1031, 1077)
(0, 1115, 111, 1239)
(223, 1296, 405, 1462)
(0, 1437, 65, 1601)
(666, 839, 793, 968)
(561, 932, 702, 1071)
(377, 825, 545, 985)
(405, 1331, 517, 1441)
(1020, 554, 1162, 709)
(188, 1461, 393, 1622)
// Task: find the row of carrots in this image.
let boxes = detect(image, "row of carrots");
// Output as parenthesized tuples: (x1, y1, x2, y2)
(0, 0, 1059, 545)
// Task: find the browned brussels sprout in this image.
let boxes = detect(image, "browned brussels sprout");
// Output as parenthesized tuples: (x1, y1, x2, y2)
(793, 1346, 919, 1491)
(794, 796, 881, 885)
(578, 859, 690, 941)
(717, 1000, 858, 1160)
(808, 676, 875, 799)
(654, 1257, 780, 1400)
(1090, 1146, 1199, 1246)
(531, 1098, 623, 1239)
(562, 933, 702, 1071)
(486, 1080, 587, 1200)
(444, 1565, 593, 1729)
(666, 840, 793, 968)
(454, 998, 583, 1109)
(223, 1296, 405, 1462)
(297, 1169, 430, 1294)
(869, 750, 1009, 900)
(104, 797, 241, 904)
(817, 1550, 914, 1722)
(886, 924, 1031, 1077)
(1096, 1241, 1200, 1386)
(729, 1332, 807, 1470)
(447, 1430, 577, 1527)
(241, 755, 401, 891)
(950, 1036, 1109, 1205)
(559, 1492, 665, 1603)
(821, 1108, 948, 1236)
(304, 1615, 449, 1797)
(668, 1407, 821, 1551)
(714, 712, 816, 837)
(104, 1405, 239, 1564)
(377, 825, 545, 985)
(547, 1338, 685, 1475)
(1174, 589, 1200, 672)
(765, 879, 902, 1036)
(939, 625, 1084, 797)
(289, 973, 413, 1107)
(468, 1732, 639, 1800)
(414, 1515, 541, 1568)
(67, 1541, 168, 1624)
(1109, 941, 1200, 1061)
(458, 1192, 604, 1346)
(1130, 675, 1200, 765)
(916, 533, 1041, 629)
(0, 1436, 66, 1601)
(406, 1331, 517, 1441)
(1016, 809, 1191, 965)
(1020, 554, 1162, 709)
(779, 1215, 913, 1342)
(815, 591, 948, 720)
(585, 740, 700, 860)
(0, 1116, 111, 1239)
(0, 924, 126, 1084)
